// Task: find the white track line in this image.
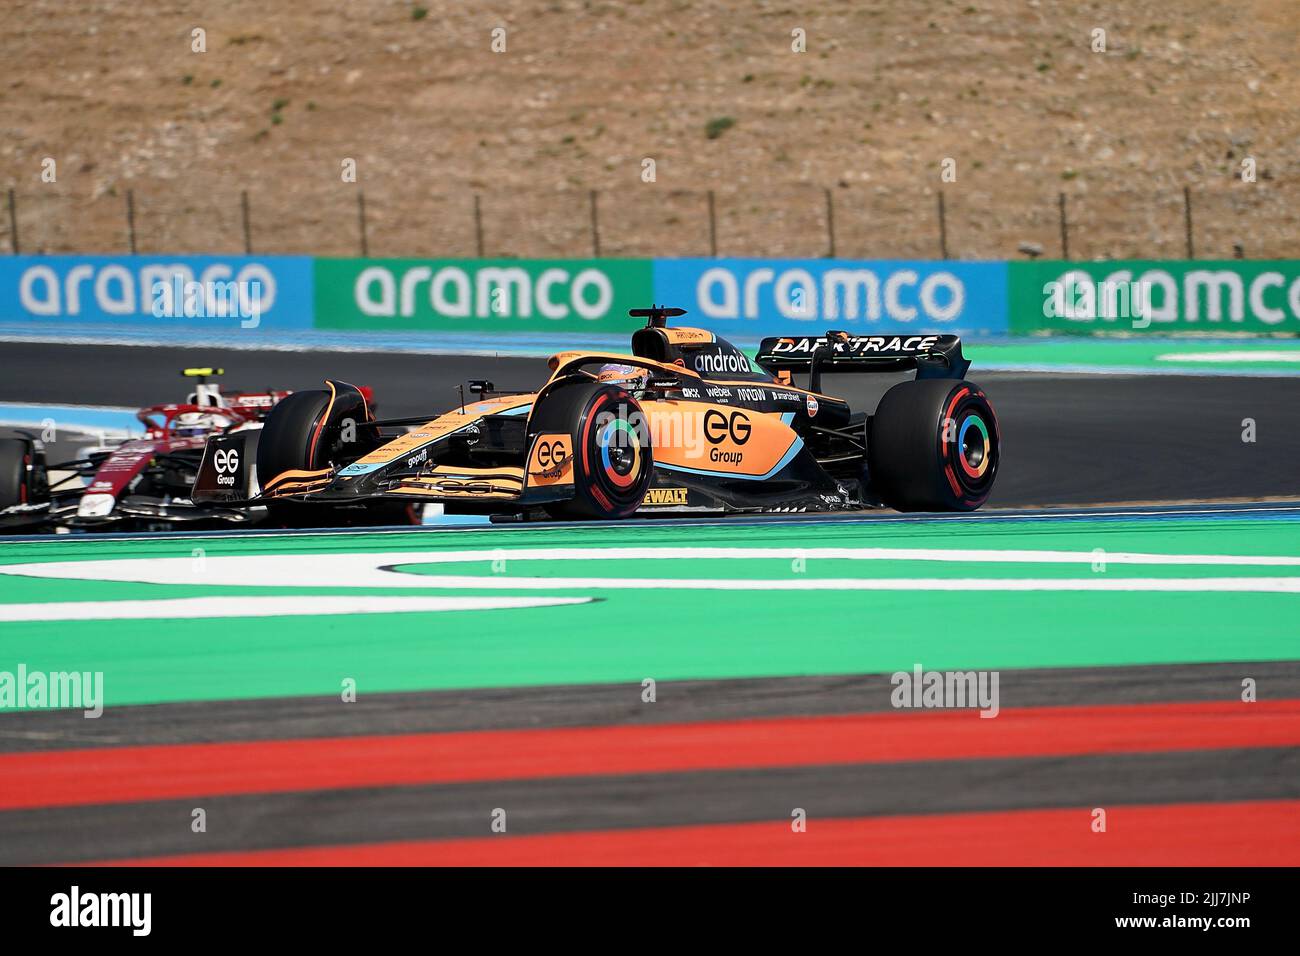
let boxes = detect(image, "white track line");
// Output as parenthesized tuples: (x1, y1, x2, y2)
(5, 545, 1300, 589)
(1158, 351, 1300, 363)
(4, 548, 1300, 598)
(0, 594, 590, 622)
(231, 576, 1300, 593)
(389, 546, 1300, 566)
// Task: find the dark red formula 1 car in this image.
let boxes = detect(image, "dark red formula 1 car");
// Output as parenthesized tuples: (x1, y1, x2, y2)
(0, 369, 326, 532)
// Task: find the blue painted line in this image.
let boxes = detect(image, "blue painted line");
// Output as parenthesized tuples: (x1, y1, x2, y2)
(0, 325, 636, 358)
(978, 362, 1300, 378)
(421, 509, 492, 527)
(7, 326, 1300, 376)
(0, 403, 143, 434)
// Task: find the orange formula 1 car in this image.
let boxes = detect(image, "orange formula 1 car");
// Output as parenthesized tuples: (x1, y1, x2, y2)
(192, 307, 1000, 523)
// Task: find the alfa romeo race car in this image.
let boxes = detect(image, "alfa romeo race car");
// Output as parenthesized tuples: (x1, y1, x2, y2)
(0, 369, 312, 532)
(190, 307, 1001, 523)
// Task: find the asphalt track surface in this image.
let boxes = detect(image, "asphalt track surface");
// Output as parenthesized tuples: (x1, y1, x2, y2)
(3, 341, 1300, 506)
(0, 342, 1298, 866)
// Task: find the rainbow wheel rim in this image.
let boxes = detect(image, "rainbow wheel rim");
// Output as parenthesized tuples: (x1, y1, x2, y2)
(956, 413, 991, 480)
(598, 418, 641, 489)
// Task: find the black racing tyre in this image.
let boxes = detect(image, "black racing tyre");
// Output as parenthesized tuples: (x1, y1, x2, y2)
(868, 378, 1000, 512)
(537, 383, 654, 520)
(256, 381, 376, 487)
(256, 389, 334, 485)
(0, 438, 47, 510)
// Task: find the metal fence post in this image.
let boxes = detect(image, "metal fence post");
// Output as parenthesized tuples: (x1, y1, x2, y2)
(1058, 192, 1070, 259)
(937, 192, 949, 259)
(6, 189, 17, 255)
(1183, 186, 1194, 259)
(473, 194, 484, 257)
(241, 190, 253, 254)
(126, 189, 137, 254)
(707, 190, 717, 257)
(357, 190, 369, 257)
(824, 187, 836, 258)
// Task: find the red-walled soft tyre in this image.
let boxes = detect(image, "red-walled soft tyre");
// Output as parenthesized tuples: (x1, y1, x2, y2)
(868, 378, 1000, 512)
(538, 383, 654, 520)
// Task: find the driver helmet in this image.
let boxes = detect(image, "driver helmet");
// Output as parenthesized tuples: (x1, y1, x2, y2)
(172, 411, 221, 438)
(596, 362, 647, 386)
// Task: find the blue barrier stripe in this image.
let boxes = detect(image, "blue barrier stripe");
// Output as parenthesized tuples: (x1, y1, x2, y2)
(0, 404, 143, 433)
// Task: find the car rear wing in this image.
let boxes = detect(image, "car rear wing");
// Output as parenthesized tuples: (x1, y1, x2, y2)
(756, 332, 970, 390)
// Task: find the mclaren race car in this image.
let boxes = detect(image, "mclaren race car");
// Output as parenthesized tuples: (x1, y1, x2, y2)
(0, 369, 316, 532)
(190, 307, 1000, 523)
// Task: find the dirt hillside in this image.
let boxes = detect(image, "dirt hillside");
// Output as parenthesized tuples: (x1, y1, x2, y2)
(2, 0, 1296, 259)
